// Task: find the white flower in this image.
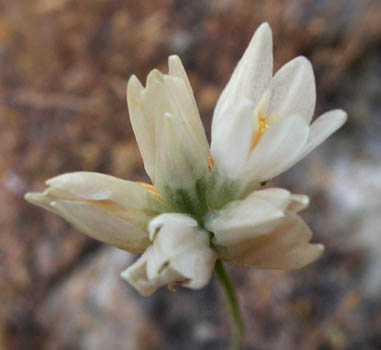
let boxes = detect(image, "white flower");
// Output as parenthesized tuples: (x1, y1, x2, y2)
(209, 23, 347, 206)
(121, 214, 216, 296)
(25, 23, 341, 296)
(205, 188, 324, 270)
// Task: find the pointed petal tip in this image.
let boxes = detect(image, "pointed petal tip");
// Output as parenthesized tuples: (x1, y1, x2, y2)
(120, 269, 129, 281)
(258, 22, 271, 32)
(168, 54, 181, 64)
(316, 243, 325, 254)
(252, 22, 272, 40)
(25, 191, 53, 208)
(24, 192, 40, 204)
(146, 69, 164, 85)
(127, 74, 144, 94)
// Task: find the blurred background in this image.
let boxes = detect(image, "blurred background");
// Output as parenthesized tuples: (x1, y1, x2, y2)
(1, 0, 380, 349)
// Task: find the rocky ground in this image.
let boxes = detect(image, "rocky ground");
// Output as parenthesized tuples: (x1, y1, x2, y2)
(1, 0, 380, 349)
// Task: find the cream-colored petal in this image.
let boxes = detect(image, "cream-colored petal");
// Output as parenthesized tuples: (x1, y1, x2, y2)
(52, 200, 150, 253)
(206, 188, 299, 246)
(251, 188, 292, 212)
(45, 172, 166, 214)
(210, 99, 255, 180)
(216, 215, 323, 270)
(167, 55, 208, 152)
(122, 213, 216, 296)
(212, 23, 273, 136)
(25, 172, 166, 253)
(134, 68, 209, 209)
(262, 109, 347, 179)
(120, 247, 181, 297)
(301, 109, 347, 158)
(127, 75, 156, 182)
(244, 115, 309, 185)
(268, 56, 316, 124)
(288, 194, 309, 213)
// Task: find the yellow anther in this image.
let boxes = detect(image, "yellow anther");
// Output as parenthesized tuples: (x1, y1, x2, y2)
(137, 182, 162, 200)
(208, 154, 214, 172)
(250, 116, 269, 151)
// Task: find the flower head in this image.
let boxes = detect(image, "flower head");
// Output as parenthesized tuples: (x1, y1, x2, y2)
(25, 23, 345, 296)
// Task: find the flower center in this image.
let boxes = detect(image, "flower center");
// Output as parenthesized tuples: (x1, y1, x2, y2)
(250, 116, 269, 151)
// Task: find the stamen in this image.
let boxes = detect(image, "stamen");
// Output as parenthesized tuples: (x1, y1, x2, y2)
(168, 278, 190, 292)
(137, 182, 162, 199)
(250, 116, 269, 151)
(208, 154, 214, 172)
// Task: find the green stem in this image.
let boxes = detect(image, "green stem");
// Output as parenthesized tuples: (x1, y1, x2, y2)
(215, 259, 245, 350)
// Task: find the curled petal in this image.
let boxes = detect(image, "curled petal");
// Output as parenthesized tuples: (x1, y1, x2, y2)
(122, 213, 216, 296)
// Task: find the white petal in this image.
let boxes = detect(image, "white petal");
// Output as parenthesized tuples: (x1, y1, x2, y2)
(25, 172, 165, 253)
(268, 56, 316, 124)
(301, 109, 347, 158)
(166, 56, 209, 158)
(206, 188, 297, 246)
(148, 212, 197, 240)
(45, 172, 166, 213)
(212, 23, 273, 136)
(52, 200, 150, 253)
(216, 215, 323, 270)
(127, 75, 156, 182)
(135, 68, 209, 205)
(210, 99, 255, 179)
(122, 213, 216, 295)
(244, 115, 310, 184)
(251, 188, 292, 212)
(288, 194, 309, 213)
(121, 247, 179, 297)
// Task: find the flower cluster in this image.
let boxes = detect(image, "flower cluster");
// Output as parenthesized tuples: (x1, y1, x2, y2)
(26, 23, 346, 296)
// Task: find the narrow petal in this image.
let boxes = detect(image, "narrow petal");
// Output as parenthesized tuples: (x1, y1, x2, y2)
(45, 172, 166, 214)
(206, 188, 298, 246)
(210, 99, 255, 180)
(25, 172, 166, 253)
(167, 55, 209, 158)
(244, 115, 310, 185)
(274, 109, 347, 174)
(212, 23, 273, 136)
(127, 75, 156, 182)
(134, 68, 209, 208)
(122, 213, 216, 295)
(216, 215, 323, 270)
(268, 56, 316, 124)
(301, 109, 347, 158)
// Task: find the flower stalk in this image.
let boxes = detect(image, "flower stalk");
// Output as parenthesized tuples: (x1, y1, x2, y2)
(215, 259, 244, 350)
